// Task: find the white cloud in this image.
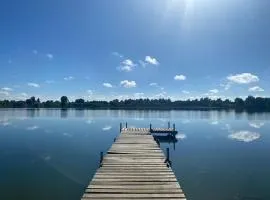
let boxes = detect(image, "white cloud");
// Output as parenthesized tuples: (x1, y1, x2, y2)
(0, 91, 9, 96)
(139, 60, 147, 67)
(227, 73, 259, 84)
(46, 53, 53, 60)
(27, 125, 39, 130)
(228, 131, 260, 142)
(45, 80, 55, 84)
(119, 59, 136, 72)
(102, 125, 112, 131)
(149, 83, 158, 87)
(33, 50, 38, 55)
(182, 90, 190, 94)
(120, 80, 136, 88)
(64, 76, 74, 81)
(249, 122, 264, 129)
(209, 89, 219, 94)
(174, 75, 186, 81)
(112, 52, 123, 58)
(103, 83, 113, 88)
(145, 56, 159, 65)
(27, 83, 40, 88)
(1, 87, 13, 91)
(248, 86, 264, 92)
(8, 59, 12, 64)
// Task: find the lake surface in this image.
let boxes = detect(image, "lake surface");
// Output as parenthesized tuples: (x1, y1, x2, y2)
(0, 109, 270, 200)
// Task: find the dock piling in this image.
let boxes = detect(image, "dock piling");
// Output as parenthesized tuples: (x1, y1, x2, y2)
(99, 151, 103, 167)
(168, 122, 170, 129)
(173, 123, 175, 131)
(120, 123, 122, 132)
(125, 122, 127, 128)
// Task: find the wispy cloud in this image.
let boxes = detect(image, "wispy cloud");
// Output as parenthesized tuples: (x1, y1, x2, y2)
(102, 125, 112, 131)
(20, 93, 28, 97)
(182, 90, 190, 94)
(174, 75, 186, 81)
(120, 80, 136, 88)
(139, 60, 147, 67)
(248, 86, 264, 92)
(103, 83, 113, 88)
(209, 89, 219, 94)
(33, 50, 38, 55)
(27, 125, 39, 130)
(149, 83, 158, 87)
(227, 73, 259, 84)
(1, 87, 13, 91)
(27, 83, 40, 88)
(228, 130, 260, 142)
(46, 53, 53, 60)
(64, 76, 74, 81)
(45, 80, 55, 84)
(112, 52, 124, 58)
(119, 59, 136, 72)
(87, 90, 93, 95)
(145, 56, 159, 65)
(220, 82, 232, 90)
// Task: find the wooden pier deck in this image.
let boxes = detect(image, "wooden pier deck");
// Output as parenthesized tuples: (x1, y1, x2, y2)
(81, 127, 186, 200)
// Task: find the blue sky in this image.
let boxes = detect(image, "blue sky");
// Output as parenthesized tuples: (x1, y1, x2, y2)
(1, 0, 270, 101)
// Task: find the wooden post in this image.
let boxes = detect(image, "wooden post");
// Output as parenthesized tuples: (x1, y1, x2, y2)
(99, 151, 103, 167)
(168, 122, 170, 129)
(166, 148, 170, 161)
(164, 148, 172, 167)
(150, 123, 152, 131)
(114, 137, 116, 142)
(125, 122, 127, 128)
(173, 123, 175, 131)
(120, 123, 122, 132)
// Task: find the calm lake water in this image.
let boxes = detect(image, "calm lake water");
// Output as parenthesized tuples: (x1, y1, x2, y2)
(0, 109, 270, 200)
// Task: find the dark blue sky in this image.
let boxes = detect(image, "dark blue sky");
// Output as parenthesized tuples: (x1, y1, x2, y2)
(1, 0, 270, 101)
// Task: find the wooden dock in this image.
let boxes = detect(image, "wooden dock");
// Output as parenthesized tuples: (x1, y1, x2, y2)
(81, 127, 186, 199)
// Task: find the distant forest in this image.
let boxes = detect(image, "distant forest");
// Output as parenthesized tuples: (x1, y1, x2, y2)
(1, 95, 270, 111)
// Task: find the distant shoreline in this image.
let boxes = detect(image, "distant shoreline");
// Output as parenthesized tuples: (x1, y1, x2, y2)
(1, 95, 270, 112)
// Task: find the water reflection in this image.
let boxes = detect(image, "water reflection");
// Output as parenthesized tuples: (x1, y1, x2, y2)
(228, 131, 260, 142)
(60, 109, 68, 118)
(249, 121, 265, 129)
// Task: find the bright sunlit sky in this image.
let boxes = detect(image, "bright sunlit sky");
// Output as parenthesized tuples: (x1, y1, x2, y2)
(1, 0, 270, 101)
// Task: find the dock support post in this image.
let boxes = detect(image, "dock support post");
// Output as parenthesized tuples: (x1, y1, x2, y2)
(173, 123, 175, 131)
(164, 148, 172, 167)
(125, 122, 127, 128)
(150, 123, 152, 131)
(120, 123, 122, 132)
(168, 122, 170, 129)
(99, 151, 103, 167)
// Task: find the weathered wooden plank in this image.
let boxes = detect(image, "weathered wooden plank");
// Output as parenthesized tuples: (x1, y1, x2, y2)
(83, 193, 186, 198)
(85, 188, 183, 194)
(81, 128, 185, 200)
(87, 184, 181, 189)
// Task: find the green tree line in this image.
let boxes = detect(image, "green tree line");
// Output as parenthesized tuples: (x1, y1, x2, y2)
(0, 96, 270, 111)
